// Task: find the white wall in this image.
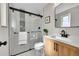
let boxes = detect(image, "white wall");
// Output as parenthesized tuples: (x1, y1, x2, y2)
(43, 3, 79, 41)
(0, 3, 9, 56)
(56, 3, 79, 14)
(43, 3, 56, 35)
(54, 3, 61, 7)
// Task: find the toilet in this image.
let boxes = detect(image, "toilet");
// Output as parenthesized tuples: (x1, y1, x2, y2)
(34, 42, 44, 56)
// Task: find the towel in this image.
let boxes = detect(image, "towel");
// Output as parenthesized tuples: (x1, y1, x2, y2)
(19, 32, 27, 45)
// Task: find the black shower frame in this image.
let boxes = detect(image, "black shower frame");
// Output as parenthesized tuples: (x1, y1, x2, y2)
(9, 7, 43, 18)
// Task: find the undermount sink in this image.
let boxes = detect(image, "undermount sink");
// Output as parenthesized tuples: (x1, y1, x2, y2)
(51, 36, 62, 39)
(50, 35, 71, 41)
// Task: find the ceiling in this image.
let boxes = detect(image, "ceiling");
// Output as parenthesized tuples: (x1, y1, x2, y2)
(9, 3, 48, 15)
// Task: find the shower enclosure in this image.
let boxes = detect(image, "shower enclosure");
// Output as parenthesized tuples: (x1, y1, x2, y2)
(9, 5, 43, 56)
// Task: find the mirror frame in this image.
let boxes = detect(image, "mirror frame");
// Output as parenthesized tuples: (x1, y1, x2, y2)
(54, 3, 79, 28)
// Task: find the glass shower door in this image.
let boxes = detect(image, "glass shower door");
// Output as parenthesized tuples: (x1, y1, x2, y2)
(9, 9, 30, 56)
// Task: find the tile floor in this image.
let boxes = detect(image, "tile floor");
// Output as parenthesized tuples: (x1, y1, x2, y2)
(17, 49, 44, 56)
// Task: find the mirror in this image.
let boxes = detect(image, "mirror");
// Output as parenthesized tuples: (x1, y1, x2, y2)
(55, 3, 79, 28)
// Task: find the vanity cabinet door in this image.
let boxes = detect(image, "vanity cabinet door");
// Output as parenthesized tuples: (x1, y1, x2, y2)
(54, 42, 59, 56)
(58, 41, 79, 56)
(58, 42, 73, 56)
(44, 37, 55, 56)
(68, 45, 79, 56)
(58, 43, 64, 56)
(63, 45, 70, 56)
(44, 37, 79, 56)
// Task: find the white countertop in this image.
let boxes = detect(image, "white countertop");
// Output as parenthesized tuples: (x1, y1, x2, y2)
(45, 36, 79, 48)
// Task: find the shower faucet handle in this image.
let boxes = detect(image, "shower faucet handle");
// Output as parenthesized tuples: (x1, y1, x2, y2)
(27, 32, 30, 33)
(14, 32, 18, 34)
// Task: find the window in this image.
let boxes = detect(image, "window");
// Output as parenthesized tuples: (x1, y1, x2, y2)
(61, 13, 71, 27)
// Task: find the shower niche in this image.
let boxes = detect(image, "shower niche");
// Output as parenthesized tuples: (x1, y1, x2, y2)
(20, 12, 25, 32)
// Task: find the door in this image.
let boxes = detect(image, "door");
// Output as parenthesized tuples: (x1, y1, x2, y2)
(9, 9, 30, 55)
(0, 3, 9, 56)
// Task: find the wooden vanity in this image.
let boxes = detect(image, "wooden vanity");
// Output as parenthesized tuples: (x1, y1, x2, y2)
(44, 36, 79, 56)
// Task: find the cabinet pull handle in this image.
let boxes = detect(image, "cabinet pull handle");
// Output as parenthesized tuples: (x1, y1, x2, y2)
(54, 42, 59, 52)
(54, 42, 56, 51)
(56, 43, 58, 52)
